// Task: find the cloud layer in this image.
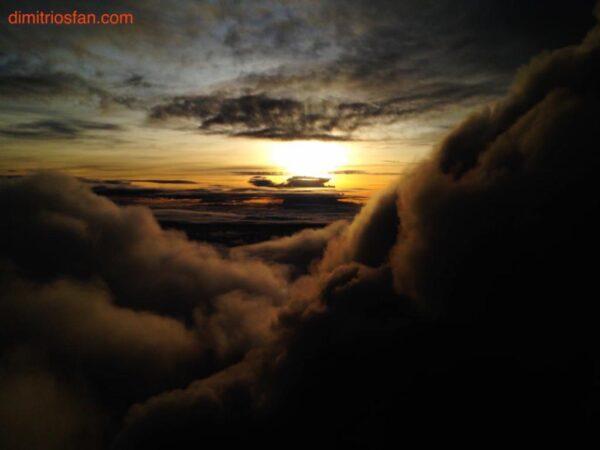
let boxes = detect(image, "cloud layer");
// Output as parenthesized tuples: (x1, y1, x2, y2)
(1, 0, 596, 152)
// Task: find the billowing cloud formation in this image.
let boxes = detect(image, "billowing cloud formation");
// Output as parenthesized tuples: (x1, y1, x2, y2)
(232, 221, 347, 276)
(0, 173, 292, 319)
(114, 8, 600, 448)
(3, 6, 600, 449)
(0, 171, 311, 448)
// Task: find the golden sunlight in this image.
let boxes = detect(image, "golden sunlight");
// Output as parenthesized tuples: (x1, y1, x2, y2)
(270, 140, 349, 177)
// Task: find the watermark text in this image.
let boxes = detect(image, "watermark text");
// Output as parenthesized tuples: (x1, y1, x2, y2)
(7, 10, 135, 25)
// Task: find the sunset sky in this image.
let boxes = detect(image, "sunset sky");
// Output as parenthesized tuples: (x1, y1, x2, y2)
(1, 0, 595, 197)
(2, 2, 600, 449)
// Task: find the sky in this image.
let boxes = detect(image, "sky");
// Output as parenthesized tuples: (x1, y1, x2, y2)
(1, 0, 596, 198)
(2, 1, 600, 449)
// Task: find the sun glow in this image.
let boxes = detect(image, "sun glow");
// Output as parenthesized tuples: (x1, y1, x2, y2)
(270, 141, 349, 177)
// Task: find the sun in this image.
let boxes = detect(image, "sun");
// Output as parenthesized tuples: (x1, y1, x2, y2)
(270, 141, 349, 177)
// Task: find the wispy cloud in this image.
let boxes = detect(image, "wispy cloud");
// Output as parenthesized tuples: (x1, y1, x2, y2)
(0, 119, 123, 140)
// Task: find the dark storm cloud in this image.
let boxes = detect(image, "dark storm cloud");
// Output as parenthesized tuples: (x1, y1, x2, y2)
(0, 119, 122, 140)
(149, 86, 506, 140)
(150, 94, 375, 141)
(248, 175, 331, 188)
